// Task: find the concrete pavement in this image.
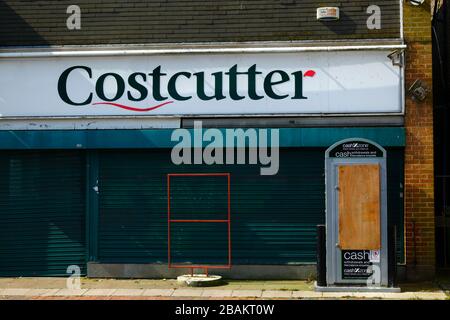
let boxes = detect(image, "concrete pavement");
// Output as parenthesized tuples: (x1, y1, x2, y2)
(0, 287, 448, 300)
(0, 278, 448, 300)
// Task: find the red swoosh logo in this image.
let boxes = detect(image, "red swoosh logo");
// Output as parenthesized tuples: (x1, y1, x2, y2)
(92, 101, 173, 112)
(304, 70, 316, 77)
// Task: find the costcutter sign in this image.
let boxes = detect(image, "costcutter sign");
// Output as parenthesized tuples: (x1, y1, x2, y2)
(0, 51, 402, 117)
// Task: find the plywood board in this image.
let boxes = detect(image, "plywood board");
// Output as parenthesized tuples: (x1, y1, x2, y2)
(338, 164, 381, 250)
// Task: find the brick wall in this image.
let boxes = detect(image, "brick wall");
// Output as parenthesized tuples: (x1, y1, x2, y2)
(403, 1, 435, 279)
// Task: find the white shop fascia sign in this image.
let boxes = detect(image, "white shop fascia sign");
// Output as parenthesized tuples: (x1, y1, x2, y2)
(0, 50, 403, 118)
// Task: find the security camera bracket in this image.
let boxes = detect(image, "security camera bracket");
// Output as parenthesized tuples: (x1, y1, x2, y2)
(387, 49, 404, 67)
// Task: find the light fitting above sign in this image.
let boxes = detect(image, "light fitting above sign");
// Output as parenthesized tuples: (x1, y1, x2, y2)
(316, 7, 340, 21)
(0, 51, 403, 117)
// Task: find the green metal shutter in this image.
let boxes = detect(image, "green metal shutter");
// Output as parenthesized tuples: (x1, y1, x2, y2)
(98, 151, 168, 263)
(0, 151, 86, 276)
(98, 148, 404, 265)
(98, 149, 324, 265)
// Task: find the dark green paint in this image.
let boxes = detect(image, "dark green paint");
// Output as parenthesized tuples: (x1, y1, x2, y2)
(86, 151, 99, 262)
(127, 73, 148, 102)
(194, 71, 226, 101)
(57, 66, 93, 106)
(96, 148, 404, 265)
(0, 127, 405, 273)
(0, 127, 405, 150)
(264, 70, 290, 100)
(168, 72, 192, 101)
(0, 151, 86, 276)
(96, 73, 125, 102)
(149, 66, 168, 101)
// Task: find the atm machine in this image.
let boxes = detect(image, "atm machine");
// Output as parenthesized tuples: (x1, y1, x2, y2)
(318, 138, 399, 292)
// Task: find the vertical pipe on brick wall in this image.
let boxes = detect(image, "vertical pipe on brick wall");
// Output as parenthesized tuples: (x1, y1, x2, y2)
(412, 221, 417, 267)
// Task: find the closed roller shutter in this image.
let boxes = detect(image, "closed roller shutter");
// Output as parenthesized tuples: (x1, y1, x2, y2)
(98, 149, 325, 265)
(98, 148, 404, 265)
(0, 151, 86, 276)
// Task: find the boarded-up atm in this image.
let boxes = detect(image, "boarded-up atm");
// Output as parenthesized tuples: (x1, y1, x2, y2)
(325, 138, 388, 288)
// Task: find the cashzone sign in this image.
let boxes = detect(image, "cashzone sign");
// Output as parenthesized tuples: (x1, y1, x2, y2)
(325, 138, 389, 288)
(0, 50, 402, 117)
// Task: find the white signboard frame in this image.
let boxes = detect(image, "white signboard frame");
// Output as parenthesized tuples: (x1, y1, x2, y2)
(0, 50, 403, 118)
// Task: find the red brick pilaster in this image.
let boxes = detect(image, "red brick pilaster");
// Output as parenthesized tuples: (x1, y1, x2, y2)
(403, 1, 435, 279)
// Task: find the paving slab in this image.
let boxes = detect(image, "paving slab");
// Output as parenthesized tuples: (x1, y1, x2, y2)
(86, 279, 180, 289)
(112, 289, 145, 296)
(201, 290, 233, 297)
(1, 278, 66, 289)
(0, 288, 31, 296)
(142, 289, 175, 297)
(80, 280, 122, 289)
(24, 289, 60, 296)
(381, 292, 419, 300)
(0, 278, 18, 286)
(403, 292, 447, 300)
(291, 291, 323, 299)
(83, 289, 117, 296)
(53, 289, 88, 296)
(321, 292, 356, 299)
(172, 288, 204, 297)
(261, 290, 292, 298)
(0, 296, 32, 300)
(414, 292, 447, 300)
(351, 292, 386, 299)
(231, 290, 262, 298)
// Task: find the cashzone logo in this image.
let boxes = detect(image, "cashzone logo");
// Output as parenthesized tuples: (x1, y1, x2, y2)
(57, 64, 316, 112)
(342, 143, 369, 149)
